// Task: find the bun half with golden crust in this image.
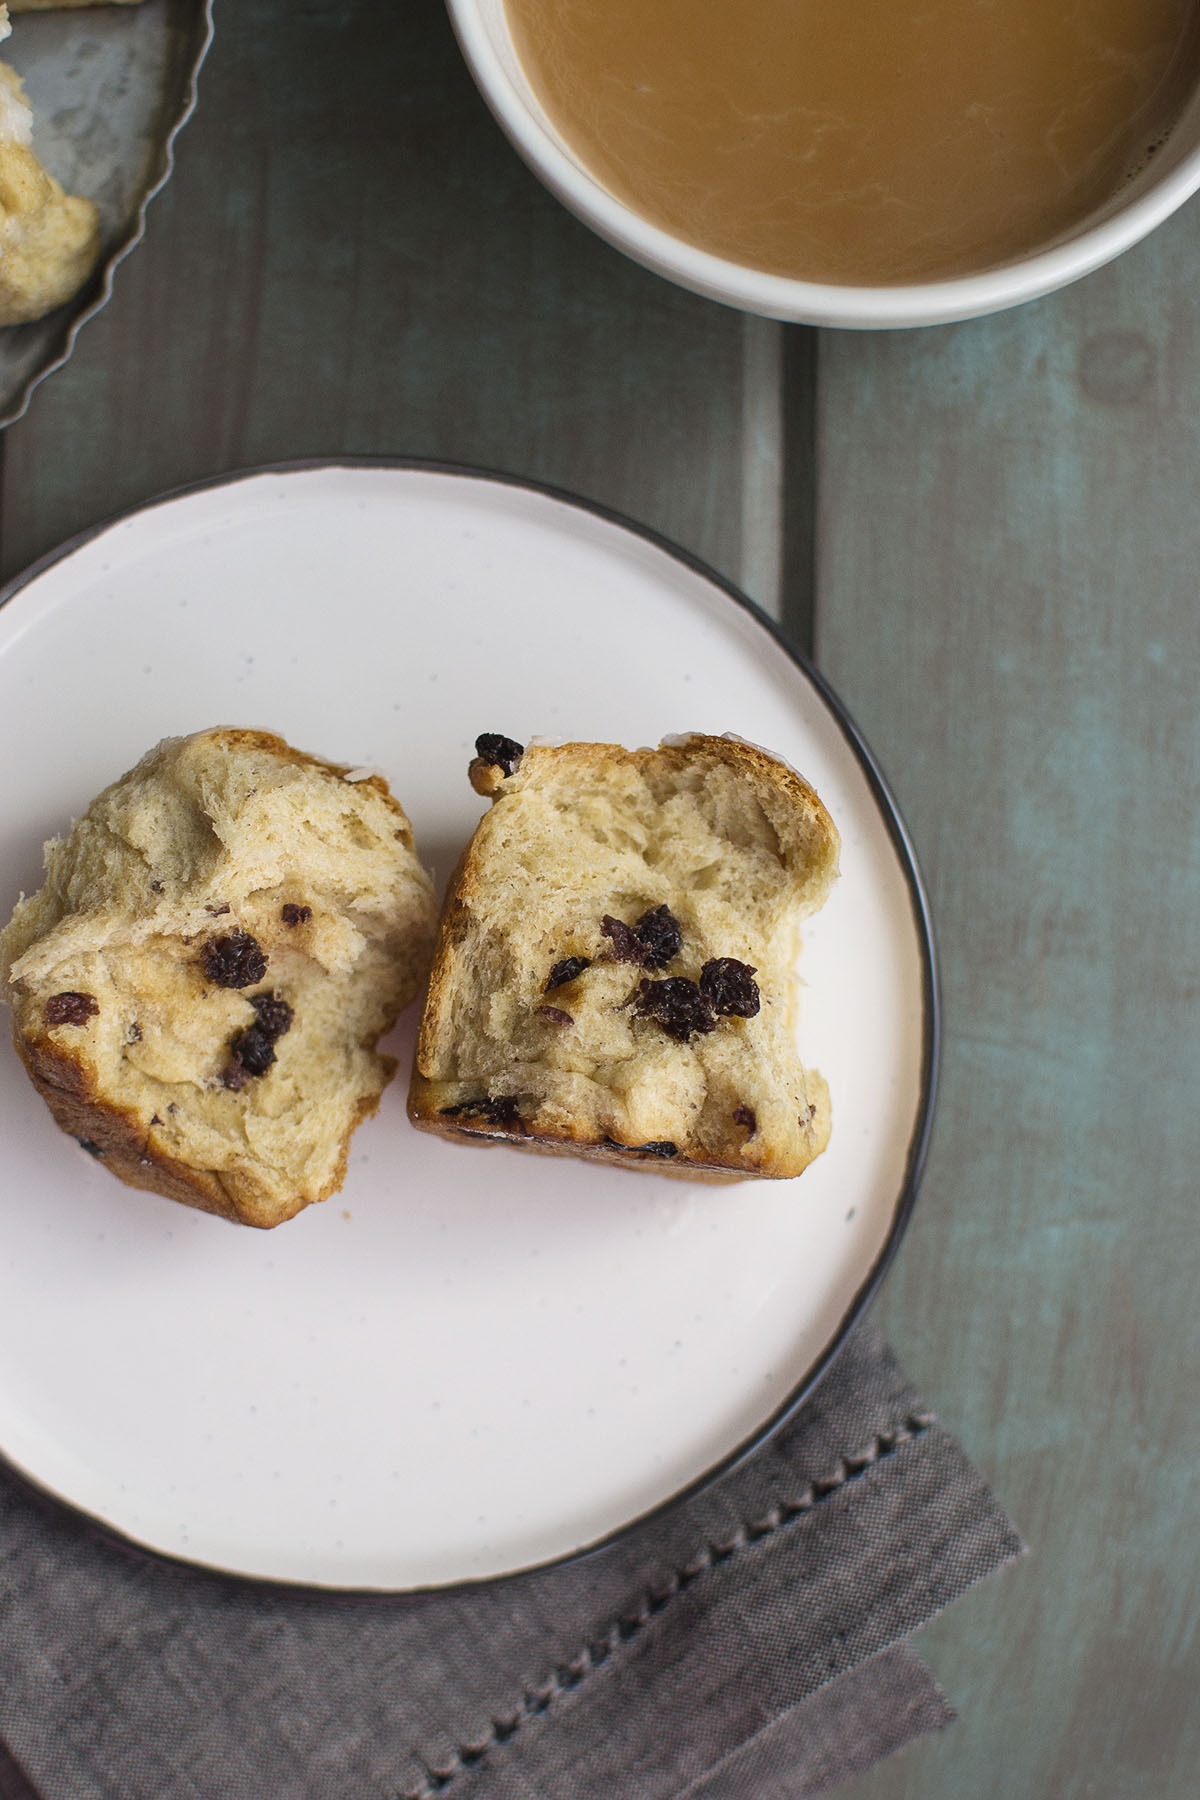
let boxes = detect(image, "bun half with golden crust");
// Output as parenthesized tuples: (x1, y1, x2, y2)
(409, 733, 838, 1182)
(0, 728, 437, 1227)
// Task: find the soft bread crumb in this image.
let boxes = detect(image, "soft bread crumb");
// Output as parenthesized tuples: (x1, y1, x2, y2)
(0, 60, 100, 323)
(0, 728, 438, 1227)
(410, 734, 839, 1180)
(0, 49, 31, 145)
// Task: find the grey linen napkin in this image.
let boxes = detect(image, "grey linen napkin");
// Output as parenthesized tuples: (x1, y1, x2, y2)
(0, 1320, 1021, 1800)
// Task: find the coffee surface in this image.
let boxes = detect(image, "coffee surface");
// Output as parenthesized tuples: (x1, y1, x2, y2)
(504, 0, 1200, 284)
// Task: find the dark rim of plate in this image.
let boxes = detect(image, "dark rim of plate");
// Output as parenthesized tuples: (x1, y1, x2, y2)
(0, 457, 940, 1601)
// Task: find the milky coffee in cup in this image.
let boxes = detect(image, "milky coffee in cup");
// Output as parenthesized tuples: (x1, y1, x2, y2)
(502, 0, 1200, 286)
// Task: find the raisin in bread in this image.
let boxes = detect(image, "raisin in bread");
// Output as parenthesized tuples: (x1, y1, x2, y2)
(0, 729, 437, 1227)
(408, 733, 839, 1179)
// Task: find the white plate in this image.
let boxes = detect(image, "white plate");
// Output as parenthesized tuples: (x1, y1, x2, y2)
(0, 464, 935, 1591)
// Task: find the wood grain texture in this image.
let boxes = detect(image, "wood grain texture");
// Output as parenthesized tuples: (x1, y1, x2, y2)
(816, 210, 1200, 1800)
(0, 0, 801, 626)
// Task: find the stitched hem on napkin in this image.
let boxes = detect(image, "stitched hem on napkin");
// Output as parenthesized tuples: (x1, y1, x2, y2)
(401, 1421, 1022, 1800)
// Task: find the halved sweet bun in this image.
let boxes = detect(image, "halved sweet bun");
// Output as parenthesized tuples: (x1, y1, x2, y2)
(0, 728, 437, 1227)
(409, 733, 839, 1181)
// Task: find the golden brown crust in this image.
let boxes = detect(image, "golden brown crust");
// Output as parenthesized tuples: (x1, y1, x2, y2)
(406, 1071, 830, 1180)
(470, 731, 834, 810)
(11, 1025, 248, 1222)
(198, 726, 410, 826)
(408, 1069, 763, 1183)
(12, 1024, 395, 1228)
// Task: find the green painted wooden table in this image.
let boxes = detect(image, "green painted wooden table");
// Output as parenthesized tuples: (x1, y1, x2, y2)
(2, 3, 1197, 1795)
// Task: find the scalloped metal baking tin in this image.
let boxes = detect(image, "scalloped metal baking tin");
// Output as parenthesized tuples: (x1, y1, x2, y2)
(0, 0, 213, 430)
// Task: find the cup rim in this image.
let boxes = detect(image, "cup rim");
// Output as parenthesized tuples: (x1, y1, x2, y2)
(448, 0, 1200, 328)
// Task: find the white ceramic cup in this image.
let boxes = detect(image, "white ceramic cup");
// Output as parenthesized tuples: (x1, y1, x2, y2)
(447, 0, 1200, 329)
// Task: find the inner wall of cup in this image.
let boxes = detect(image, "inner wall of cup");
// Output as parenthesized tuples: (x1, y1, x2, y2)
(475, 0, 609, 191)
(1076, 74, 1200, 232)
(470, 0, 1200, 293)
